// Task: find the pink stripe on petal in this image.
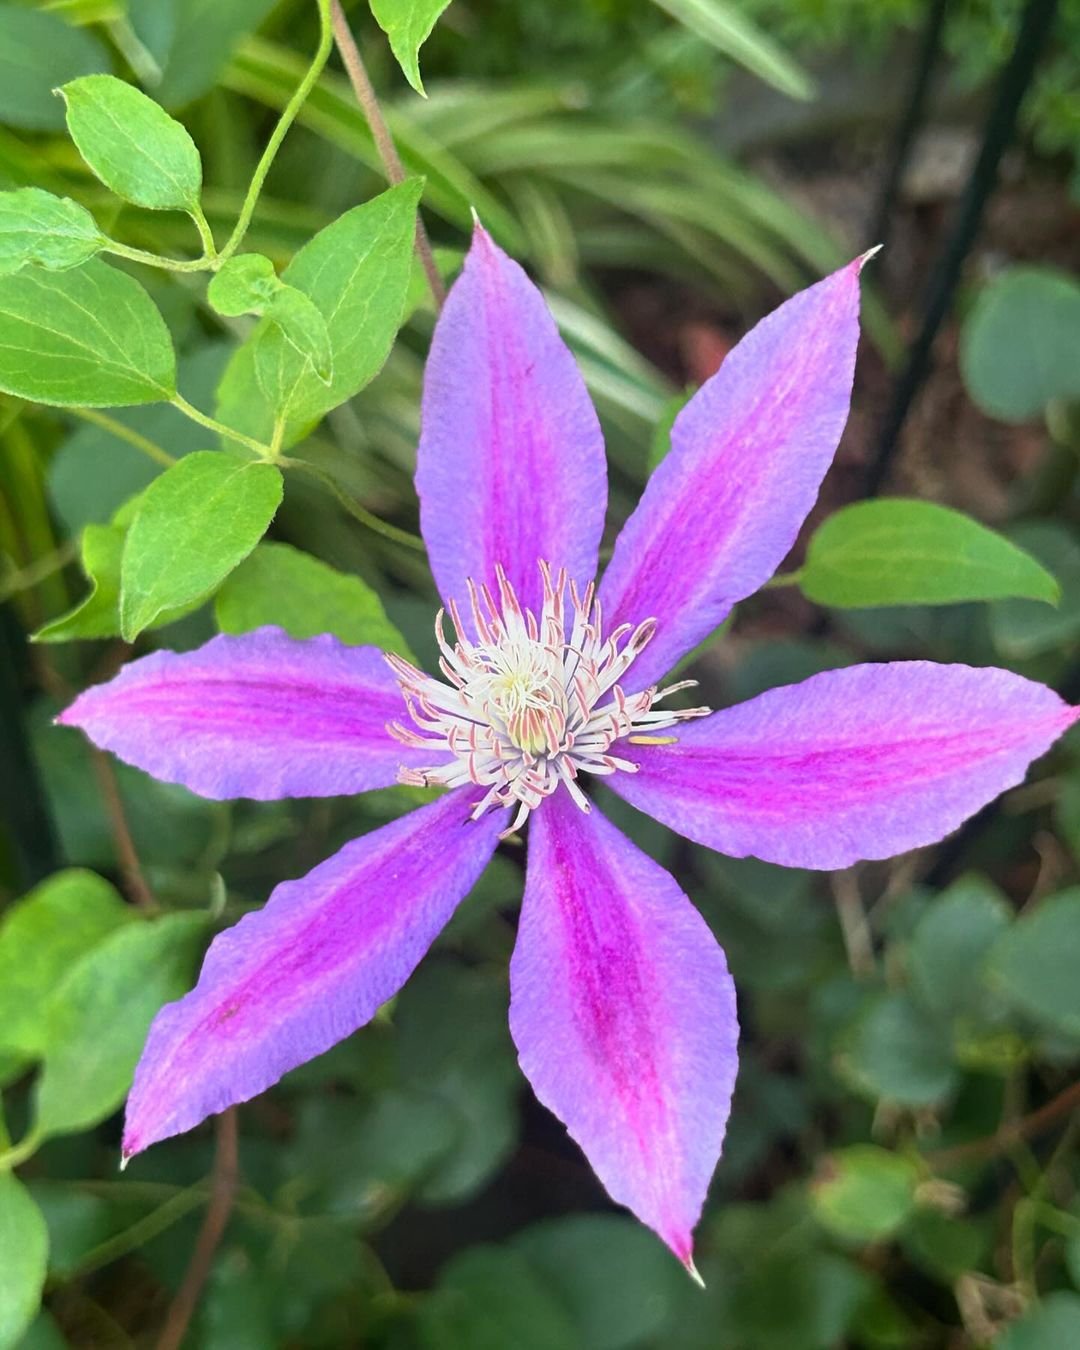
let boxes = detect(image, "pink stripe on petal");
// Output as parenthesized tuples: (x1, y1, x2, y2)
(416, 225, 607, 620)
(123, 789, 506, 1158)
(600, 257, 868, 688)
(510, 793, 738, 1264)
(57, 627, 432, 800)
(611, 662, 1079, 870)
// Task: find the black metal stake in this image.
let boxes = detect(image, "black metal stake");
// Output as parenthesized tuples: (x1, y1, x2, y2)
(866, 0, 1061, 497)
(868, 0, 952, 255)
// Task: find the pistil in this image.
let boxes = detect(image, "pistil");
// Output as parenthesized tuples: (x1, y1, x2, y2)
(386, 562, 709, 833)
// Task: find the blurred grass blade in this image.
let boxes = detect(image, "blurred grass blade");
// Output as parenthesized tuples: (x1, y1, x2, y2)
(649, 0, 814, 100)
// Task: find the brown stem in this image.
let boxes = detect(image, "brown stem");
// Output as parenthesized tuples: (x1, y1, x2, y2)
(928, 1080, 1080, 1169)
(155, 1109, 240, 1350)
(31, 643, 157, 913)
(89, 749, 157, 914)
(329, 0, 446, 310)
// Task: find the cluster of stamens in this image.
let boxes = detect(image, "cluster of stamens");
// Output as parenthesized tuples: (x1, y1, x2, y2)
(385, 561, 709, 834)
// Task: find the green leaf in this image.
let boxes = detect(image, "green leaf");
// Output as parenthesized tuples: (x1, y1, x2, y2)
(419, 1246, 578, 1350)
(648, 0, 814, 100)
(986, 889, 1080, 1038)
(0, 189, 104, 277)
(369, 0, 454, 96)
(997, 1293, 1080, 1350)
(206, 253, 279, 315)
(215, 541, 414, 657)
(0, 259, 176, 407)
(512, 1215, 684, 1350)
(907, 876, 1013, 1020)
(217, 180, 422, 437)
(0, 869, 134, 1058)
(960, 266, 1080, 422)
(119, 451, 283, 640)
(840, 992, 958, 1108)
(0, 6, 108, 133)
(0, 1173, 48, 1350)
(990, 522, 1080, 658)
(33, 523, 123, 643)
(209, 255, 332, 382)
(33, 912, 209, 1139)
(799, 499, 1060, 609)
(810, 1145, 920, 1244)
(60, 75, 203, 213)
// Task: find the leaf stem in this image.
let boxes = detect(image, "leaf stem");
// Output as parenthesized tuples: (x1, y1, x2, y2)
(189, 203, 219, 262)
(100, 239, 212, 274)
(71, 408, 176, 468)
(170, 394, 273, 459)
(328, 0, 446, 311)
(217, 0, 335, 265)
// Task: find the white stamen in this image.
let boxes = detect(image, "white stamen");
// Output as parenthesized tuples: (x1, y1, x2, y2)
(386, 562, 710, 834)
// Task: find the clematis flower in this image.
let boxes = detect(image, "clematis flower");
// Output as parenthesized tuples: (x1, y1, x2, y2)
(59, 226, 1078, 1271)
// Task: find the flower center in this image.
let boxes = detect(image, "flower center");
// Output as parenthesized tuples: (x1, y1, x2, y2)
(386, 561, 709, 833)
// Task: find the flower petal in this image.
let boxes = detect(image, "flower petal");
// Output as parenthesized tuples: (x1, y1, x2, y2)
(510, 792, 738, 1265)
(416, 225, 607, 620)
(611, 662, 1079, 870)
(123, 788, 505, 1157)
(600, 257, 868, 688)
(57, 627, 431, 800)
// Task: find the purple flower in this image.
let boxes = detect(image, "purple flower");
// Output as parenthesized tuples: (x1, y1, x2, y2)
(60, 227, 1078, 1270)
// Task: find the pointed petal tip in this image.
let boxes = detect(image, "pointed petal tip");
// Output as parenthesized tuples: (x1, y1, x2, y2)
(855, 244, 883, 273)
(679, 1247, 706, 1289)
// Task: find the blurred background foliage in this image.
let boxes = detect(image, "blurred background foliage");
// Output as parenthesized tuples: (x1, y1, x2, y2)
(1, 0, 1080, 1347)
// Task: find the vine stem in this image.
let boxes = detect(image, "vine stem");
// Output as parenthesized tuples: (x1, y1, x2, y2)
(328, 0, 446, 311)
(927, 1080, 1080, 1169)
(155, 1109, 240, 1350)
(218, 0, 336, 265)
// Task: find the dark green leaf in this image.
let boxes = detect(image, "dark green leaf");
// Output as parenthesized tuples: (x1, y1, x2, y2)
(840, 992, 958, 1108)
(810, 1146, 919, 1243)
(0, 6, 108, 132)
(0, 259, 176, 407)
(119, 451, 283, 640)
(907, 875, 1012, 1020)
(0, 189, 104, 276)
(0, 868, 133, 1057)
(990, 523, 1080, 658)
(961, 266, 1080, 422)
(800, 500, 1060, 608)
(370, 0, 455, 95)
(0, 1173, 48, 1350)
(513, 1215, 685, 1350)
(986, 889, 1080, 1037)
(901, 1209, 989, 1282)
(419, 1246, 578, 1350)
(997, 1293, 1080, 1350)
(214, 542, 413, 657)
(61, 75, 203, 213)
(33, 912, 209, 1138)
